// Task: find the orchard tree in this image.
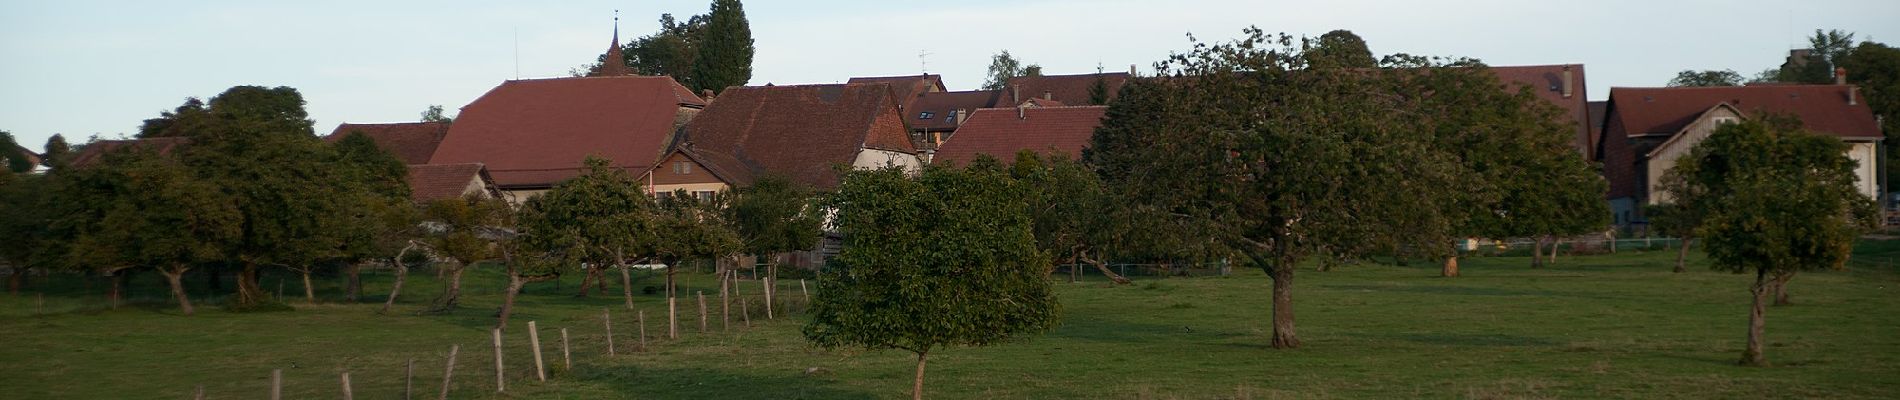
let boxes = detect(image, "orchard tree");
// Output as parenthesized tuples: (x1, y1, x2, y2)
(418, 194, 514, 313)
(516, 156, 659, 316)
(1005, 151, 1131, 283)
(805, 165, 1058, 400)
(63, 148, 240, 315)
(728, 174, 822, 283)
(0, 167, 60, 294)
(691, 0, 754, 93)
(1679, 120, 1876, 366)
(1667, 69, 1745, 87)
(652, 189, 741, 299)
(1648, 164, 1711, 273)
(1089, 28, 1466, 348)
(330, 131, 414, 301)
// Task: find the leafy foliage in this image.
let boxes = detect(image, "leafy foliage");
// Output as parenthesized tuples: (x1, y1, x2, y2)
(806, 165, 1057, 398)
(691, 0, 754, 94)
(1841, 41, 1900, 188)
(1668, 69, 1745, 87)
(516, 156, 658, 271)
(0, 131, 30, 173)
(41, 134, 71, 171)
(419, 105, 453, 123)
(729, 174, 822, 259)
(981, 50, 1041, 91)
(1304, 29, 1377, 68)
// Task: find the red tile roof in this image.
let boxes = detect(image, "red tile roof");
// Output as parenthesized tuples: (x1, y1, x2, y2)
(69, 137, 191, 167)
(588, 28, 636, 77)
(8, 145, 40, 167)
(998, 73, 1128, 107)
(931, 106, 1108, 167)
(1604, 85, 1879, 139)
(323, 122, 451, 165)
(407, 163, 495, 202)
(681, 83, 916, 189)
(1490, 65, 1592, 154)
(427, 76, 704, 188)
(905, 90, 1000, 131)
(847, 74, 945, 106)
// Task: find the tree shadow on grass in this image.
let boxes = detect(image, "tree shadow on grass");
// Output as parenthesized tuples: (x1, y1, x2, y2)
(1323, 284, 1613, 300)
(572, 365, 877, 400)
(1386, 332, 1563, 347)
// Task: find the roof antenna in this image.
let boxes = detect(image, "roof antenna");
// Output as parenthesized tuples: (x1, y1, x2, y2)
(919, 50, 933, 75)
(512, 26, 519, 80)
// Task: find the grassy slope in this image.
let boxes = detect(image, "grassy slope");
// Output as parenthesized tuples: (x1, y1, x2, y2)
(1, 245, 1898, 399)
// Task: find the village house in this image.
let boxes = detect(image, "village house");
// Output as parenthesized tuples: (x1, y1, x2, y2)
(1491, 65, 1594, 156)
(930, 106, 1108, 167)
(1597, 76, 1882, 227)
(405, 163, 501, 202)
(66, 137, 191, 167)
(902, 89, 1000, 151)
(322, 122, 500, 202)
(641, 83, 920, 195)
(994, 70, 1131, 108)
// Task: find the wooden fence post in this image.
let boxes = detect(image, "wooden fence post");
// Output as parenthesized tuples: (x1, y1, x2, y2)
(193, 384, 204, 400)
(270, 369, 282, 400)
(528, 321, 547, 382)
(668, 296, 678, 339)
(764, 277, 774, 320)
(638, 310, 649, 351)
(697, 291, 708, 332)
(800, 279, 810, 310)
(405, 358, 415, 400)
(437, 344, 459, 400)
(35, 293, 43, 314)
(560, 328, 572, 370)
(340, 371, 354, 400)
(602, 309, 615, 356)
(491, 328, 505, 393)
(721, 271, 731, 331)
(741, 298, 751, 327)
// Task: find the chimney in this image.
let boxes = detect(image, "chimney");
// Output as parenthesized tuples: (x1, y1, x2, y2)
(955, 108, 968, 125)
(1849, 87, 1859, 106)
(700, 89, 716, 102)
(1561, 66, 1574, 99)
(1011, 85, 1020, 105)
(1836, 67, 1848, 85)
(1043, 91, 1053, 100)
(1129, 64, 1137, 76)
(1017, 105, 1026, 120)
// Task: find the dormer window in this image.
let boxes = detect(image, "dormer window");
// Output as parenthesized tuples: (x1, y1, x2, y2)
(919, 111, 934, 120)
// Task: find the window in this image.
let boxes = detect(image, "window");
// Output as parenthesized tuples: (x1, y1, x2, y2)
(946, 110, 958, 120)
(694, 190, 715, 202)
(918, 111, 934, 119)
(655, 191, 673, 201)
(673, 160, 692, 174)
(1712, 117, 1738, 126)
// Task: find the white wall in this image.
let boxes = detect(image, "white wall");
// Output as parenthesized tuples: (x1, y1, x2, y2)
(852, 148, 922, 174)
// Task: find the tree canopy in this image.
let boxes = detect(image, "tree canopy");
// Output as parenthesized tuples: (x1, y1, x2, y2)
(981, 50, 1042, 91)
(690, 0, 754, 94)
(1668, 69, 1745, 87)
(729, 174, 822, 261)
(1304, 29, 1377, 68)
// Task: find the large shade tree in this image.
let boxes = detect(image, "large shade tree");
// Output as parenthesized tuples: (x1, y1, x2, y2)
(1088, 28, 1468, 348)
(1005, 151, 1132, 284)
(418, 194, 514, 312)
(1678, 119, 1876, 366)
(62, 148, 240, 315)
(805, 165, 1058, 400)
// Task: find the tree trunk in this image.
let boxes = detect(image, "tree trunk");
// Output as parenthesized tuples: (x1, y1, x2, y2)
(576, 267, 595, 297)
(431, 264, 467, 312)
(912, 351, 929, 400)
(1740, 270, 1771, 366)
(160, 265, 195, 315)
(1081, 251, 1131, 284)
(299, 268, 316, 302)
(1268, 266, 1299, 349)
(594, 269, 608, 297)
(620, 265, 635, 310)
(237, 261, 268, 306)
(7, 266, 24, 294)
(1531, 238, 1545, 268)
(497, 276, 525, 331)
(1774, 272, 1793, 306)
(1441, 256, 1459, 277)
(1545, 236, 1559, 265)
(344, 262, 363, 302)
(1673, 236, 1692, 273)
(108, 271, 124, 309)
(382, 257, 409, 314)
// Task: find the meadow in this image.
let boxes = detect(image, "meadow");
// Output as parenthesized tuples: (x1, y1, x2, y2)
(2, 243, 1897, 399)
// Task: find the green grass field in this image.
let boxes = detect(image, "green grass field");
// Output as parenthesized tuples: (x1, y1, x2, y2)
(3, 243, 1898, 399)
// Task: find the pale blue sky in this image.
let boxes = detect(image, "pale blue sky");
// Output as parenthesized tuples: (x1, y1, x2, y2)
(3, 0, 1896, 152)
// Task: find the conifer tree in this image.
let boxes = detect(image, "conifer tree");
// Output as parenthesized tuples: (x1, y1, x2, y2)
(691, 0, 754, 94)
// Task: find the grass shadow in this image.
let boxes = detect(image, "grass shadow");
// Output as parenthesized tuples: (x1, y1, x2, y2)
(574, 365, 878, 400)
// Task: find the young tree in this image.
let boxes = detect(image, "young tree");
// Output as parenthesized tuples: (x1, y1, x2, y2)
(1678, 120, 1876, 366)
(1667, 69, 1745, 87)
(418, 194, 513, 313)
(1648, 163, 1712, 273)
(652, 189, 741, 299)
(62, 148, 240, 315)
(729, 174, 822, 284)
(805, 165, 1058, 400)
(1089, 28, 1466, 348)
(691, 0, 753, 94)
(516, 156, 659, 323)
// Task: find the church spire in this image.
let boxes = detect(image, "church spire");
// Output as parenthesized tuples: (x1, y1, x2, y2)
(590, 10, 637, 77)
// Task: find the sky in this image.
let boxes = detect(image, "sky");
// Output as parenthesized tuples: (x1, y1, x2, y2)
(3, 0, 1897, 152)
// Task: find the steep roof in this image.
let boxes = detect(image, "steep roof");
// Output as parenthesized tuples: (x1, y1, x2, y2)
(1604, 85, 1879, 139)
(69, 137, 191, 167)
(407, 163, 495, 202)
(428, 76, 704, 188)
(998, 72, 1128, 107)
(323, 122, 451, 165)
(905, 90, 1000, 131)
(589, 24, 636, 77)
(1490, 65, 1592, 154)
(932, 106, 1108, 167)
(846, 74, 944, 105)
(7, 145, 40, 168)
(681, 83, 915, 189)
